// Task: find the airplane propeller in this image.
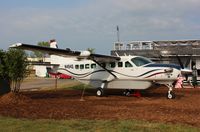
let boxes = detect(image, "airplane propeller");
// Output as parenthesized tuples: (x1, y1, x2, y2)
(176, 55, 184, 69)
(176, 55, 192, 80)
(176, 55, 191, 69)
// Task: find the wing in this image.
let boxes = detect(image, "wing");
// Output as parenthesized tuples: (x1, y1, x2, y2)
(10, 43, 121, 62)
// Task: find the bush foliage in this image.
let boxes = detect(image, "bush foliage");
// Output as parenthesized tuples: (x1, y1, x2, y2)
(0, 49, 28, 94)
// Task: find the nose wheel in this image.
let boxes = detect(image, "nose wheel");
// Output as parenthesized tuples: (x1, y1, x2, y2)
(167, 91, 175, 99)
(166, 84, 176, 99)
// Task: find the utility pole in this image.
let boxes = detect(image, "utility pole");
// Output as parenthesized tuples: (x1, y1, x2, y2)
(117, 25, 120, 42)
(55, 74, 58, 91)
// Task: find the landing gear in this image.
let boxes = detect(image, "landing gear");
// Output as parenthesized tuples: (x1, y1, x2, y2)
(123, 89, 132, 96)
(96, 81, 106, 97)
(96, 88, 104, 97)
(123, 89, 141, 97)
(167, 91, 175, 99)
(166, 84, 176, 99)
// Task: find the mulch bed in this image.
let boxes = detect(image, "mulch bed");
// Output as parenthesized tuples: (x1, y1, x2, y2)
(0, 87, 200, 127)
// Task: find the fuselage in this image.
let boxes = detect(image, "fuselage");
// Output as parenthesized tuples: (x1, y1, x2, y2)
(56, 56, 181, 90)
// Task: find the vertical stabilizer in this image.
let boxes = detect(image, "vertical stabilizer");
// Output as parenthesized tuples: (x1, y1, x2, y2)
(49, 39, 73, 67)
(49, 39, 60, 65)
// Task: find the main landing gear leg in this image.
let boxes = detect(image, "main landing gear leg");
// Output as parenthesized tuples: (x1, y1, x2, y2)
(96, 82, 106, 97)
(166, 84, 175, 99)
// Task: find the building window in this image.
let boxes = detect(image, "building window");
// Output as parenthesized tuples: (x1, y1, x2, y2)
(142, 43, 151, 49)
(132, 43, 140, 50)
(197, 69, 200, 76)
(126, 44, 131, 50)
(114, 43, 124, 50)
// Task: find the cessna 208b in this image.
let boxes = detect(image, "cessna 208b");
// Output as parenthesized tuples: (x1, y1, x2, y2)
(10, 41, 190, 99)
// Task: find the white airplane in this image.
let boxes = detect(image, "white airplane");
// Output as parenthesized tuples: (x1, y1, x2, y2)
(10, 41, 191, 99)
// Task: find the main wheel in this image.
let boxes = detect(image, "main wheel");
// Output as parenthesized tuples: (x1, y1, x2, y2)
(167, 91, 175, 99)
(123, 89, 132, 97)
(96, 88, 104, 97)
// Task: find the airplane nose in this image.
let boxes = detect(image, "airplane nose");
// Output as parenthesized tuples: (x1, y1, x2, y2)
(180, 68, 192, 74)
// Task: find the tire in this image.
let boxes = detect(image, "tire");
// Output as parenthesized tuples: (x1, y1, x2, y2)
(96, 88, 104, 97)
(126, 91, 131, 96)
(167, 91, 175, 99)
(123, 89, 132, 97)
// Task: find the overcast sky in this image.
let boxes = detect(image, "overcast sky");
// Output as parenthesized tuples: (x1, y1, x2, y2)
(1, 0, 200, 54)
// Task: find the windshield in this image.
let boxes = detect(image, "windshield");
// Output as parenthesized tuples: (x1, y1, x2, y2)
(131, 57, 152, 67)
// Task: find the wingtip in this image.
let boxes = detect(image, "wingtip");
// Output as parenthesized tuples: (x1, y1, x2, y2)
(9, 43, 22, 48)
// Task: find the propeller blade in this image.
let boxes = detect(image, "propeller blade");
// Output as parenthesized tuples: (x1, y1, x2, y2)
(185, 74, 189, 81)
(176, 55, 184, 69)
(181, 68, 192, 74)
(185, 55, 192, 68)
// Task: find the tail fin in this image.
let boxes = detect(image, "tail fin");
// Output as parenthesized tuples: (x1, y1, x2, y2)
(50, 39, 58, 48)
(49, 39, 59, 65)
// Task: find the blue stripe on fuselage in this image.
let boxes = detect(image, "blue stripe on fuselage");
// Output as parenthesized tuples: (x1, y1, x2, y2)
(144, 63, 181, 70)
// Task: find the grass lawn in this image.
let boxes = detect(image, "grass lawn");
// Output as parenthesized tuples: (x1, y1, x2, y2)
(0, 116, 199, 132)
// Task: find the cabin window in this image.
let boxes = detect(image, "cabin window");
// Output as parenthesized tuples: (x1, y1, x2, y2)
(125, 61, 133, 67)
(85, 64, 90, 69)
(131, 57, 152, 67)
(118, 62, 123, 67)
(109, 62, 116, 68)
(75, 65, 79, 69)
(100, 63, 106, 68)
(91, 63, 96, 69)
(80, 64, 84, 69)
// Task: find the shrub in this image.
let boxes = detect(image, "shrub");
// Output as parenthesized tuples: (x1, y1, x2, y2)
(0, 49, 28, 94)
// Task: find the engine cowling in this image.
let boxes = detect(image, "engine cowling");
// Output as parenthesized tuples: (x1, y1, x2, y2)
(79, 51, 91, 57)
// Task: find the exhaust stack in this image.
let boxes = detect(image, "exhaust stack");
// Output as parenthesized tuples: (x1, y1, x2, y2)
(50, 39, 58, 48)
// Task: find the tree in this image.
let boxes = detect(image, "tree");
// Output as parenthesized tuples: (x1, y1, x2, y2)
(0, 49, 28, 94)
(0, 50, 8, 80)
(0, 50, 10, 95)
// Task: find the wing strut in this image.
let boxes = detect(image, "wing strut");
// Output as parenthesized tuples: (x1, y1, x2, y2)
(92, 59, 118, 79)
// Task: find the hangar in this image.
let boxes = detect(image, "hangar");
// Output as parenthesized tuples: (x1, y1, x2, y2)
(111, 40, 200, 80)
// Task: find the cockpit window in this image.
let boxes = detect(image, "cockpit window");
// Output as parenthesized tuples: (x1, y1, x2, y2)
(125, 61, 133, 67)
(131, 57, 152, 67)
